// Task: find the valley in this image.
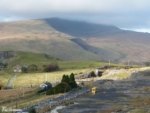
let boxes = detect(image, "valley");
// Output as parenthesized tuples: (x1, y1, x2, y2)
(0, 18, 150, 113)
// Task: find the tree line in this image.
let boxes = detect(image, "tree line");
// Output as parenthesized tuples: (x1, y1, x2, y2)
(46, 73, 77, 95)
(21, 62, 59, 73)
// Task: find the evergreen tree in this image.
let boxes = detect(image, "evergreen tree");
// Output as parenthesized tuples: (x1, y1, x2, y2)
(69, 73, 77, 88)
(61, 74, 66, 83)
(61, 74, 70, 84)
(65, 75, 70, 84)
(70, 73, 75, 82)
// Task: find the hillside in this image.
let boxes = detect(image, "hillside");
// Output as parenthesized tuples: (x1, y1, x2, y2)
(44, 18, 120, 38)
(82, 30, 150, 63)
(0, 18, 150, 63)
(6, 51, 111, 70)
(0, 19, 101, 61)
(71, 38, 121, 61)
(0, 51, 112, 86)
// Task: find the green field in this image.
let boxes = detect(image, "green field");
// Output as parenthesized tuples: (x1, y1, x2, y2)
(0, 52, 119, 87)
(13, 69, 90, 87)
(7, 52, 112, 70)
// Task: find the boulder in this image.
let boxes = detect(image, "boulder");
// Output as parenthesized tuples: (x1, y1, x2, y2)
(87, 71, 96, 78)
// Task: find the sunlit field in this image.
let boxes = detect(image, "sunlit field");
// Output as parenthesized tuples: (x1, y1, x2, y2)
(13, 68, 92, 88)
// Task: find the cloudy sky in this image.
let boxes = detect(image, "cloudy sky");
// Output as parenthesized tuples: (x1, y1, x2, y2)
(0, 0, 150, 32)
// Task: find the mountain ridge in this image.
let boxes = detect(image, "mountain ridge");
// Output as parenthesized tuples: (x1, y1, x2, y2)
(44, 18, 121, 38)
(0, 18, 150, 63)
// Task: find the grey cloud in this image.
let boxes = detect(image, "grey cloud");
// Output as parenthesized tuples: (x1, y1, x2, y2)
(0, 0, 150, 31)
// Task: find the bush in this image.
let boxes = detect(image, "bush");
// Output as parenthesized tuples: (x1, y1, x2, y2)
(61, 74, 70, 84)
(46, 82, 71, 95)
(70, 73, 75, 82)
(28, 64, 38, 72)
(29, 108, 36, 113)
(55, 82, 71, 92)
(46, 73, 77, 95)
(21, 66, 28, 73)
(69, 73, 77, 88)
(69, 81, 77, 89)
(43, 62, 59, 72)
(145, 62, 150, 66)
(46, 87, 55, 95)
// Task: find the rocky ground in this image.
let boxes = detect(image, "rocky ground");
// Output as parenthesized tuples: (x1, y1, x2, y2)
(60, 70, 150, 113)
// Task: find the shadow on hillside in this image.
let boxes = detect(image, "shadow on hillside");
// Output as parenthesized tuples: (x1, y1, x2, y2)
(44, 18, 120, 38)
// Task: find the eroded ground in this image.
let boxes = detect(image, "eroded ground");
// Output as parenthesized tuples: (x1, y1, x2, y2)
(60, 71, 150, 113)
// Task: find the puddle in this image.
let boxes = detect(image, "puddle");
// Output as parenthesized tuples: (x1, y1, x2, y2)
(50, 102, 78, 113)
(74, 102, 79, 105)
(51, 106, 66, 113)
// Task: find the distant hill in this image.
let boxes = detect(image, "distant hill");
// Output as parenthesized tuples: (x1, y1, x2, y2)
(0, 19, 101, 61)
(44, 18, 120, 38)
(0, 18, 150, 63)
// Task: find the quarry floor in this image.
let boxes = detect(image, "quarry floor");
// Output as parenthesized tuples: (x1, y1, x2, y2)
(60, 78, 150, 113)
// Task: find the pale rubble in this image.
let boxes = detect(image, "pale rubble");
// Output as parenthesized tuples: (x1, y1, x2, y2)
(61, 67, 150, 113)
(100, 67, 150, 80)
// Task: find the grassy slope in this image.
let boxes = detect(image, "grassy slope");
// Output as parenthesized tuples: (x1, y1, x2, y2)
(0, 52, 112, 87)
(71, 38, 121, 62)
(1, 18, 150, 62)
(44, 18, 120, 38)
(0, 71, 11, 87)
(0, 19, 101, 61)
(7, 52, 108, 69)
(82, 31, 150, 63)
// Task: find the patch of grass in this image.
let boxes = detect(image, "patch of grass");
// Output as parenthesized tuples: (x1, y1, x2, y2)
(3, 92, 63, 109)
(7, 51, 114, 70)
(0, 51, 121, 87)
(115, 71, 131, 79)
(0, 88, 35, 100)
(58, 60, 112, 69)
(97, 107, 123, 113)
(0, 71, 12, 87)
(8, 52, 57, 68)
(129, 109, 147, 113)
(13, 68, 90, 87)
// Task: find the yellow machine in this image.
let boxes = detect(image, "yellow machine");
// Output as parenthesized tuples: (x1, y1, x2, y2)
(92, 87, 96, 94)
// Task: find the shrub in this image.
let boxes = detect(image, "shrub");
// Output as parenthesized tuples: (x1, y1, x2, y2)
(29, 108, 36, 113)
(55, 82, 71, 93)
(46, 87, 55, 95)
(145, 62, 150, 66)
(46, 73, 77, 95)
(46, 82, 71, 95)
(69, 73, 77, 88)
(69, 81, 77, 89)
(21, 66, 28, 73)
(70, 73, 75, 82)
(61, 74, 70, 84)
(28, 64, 38, 72)
(43, 62, 59, 72)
